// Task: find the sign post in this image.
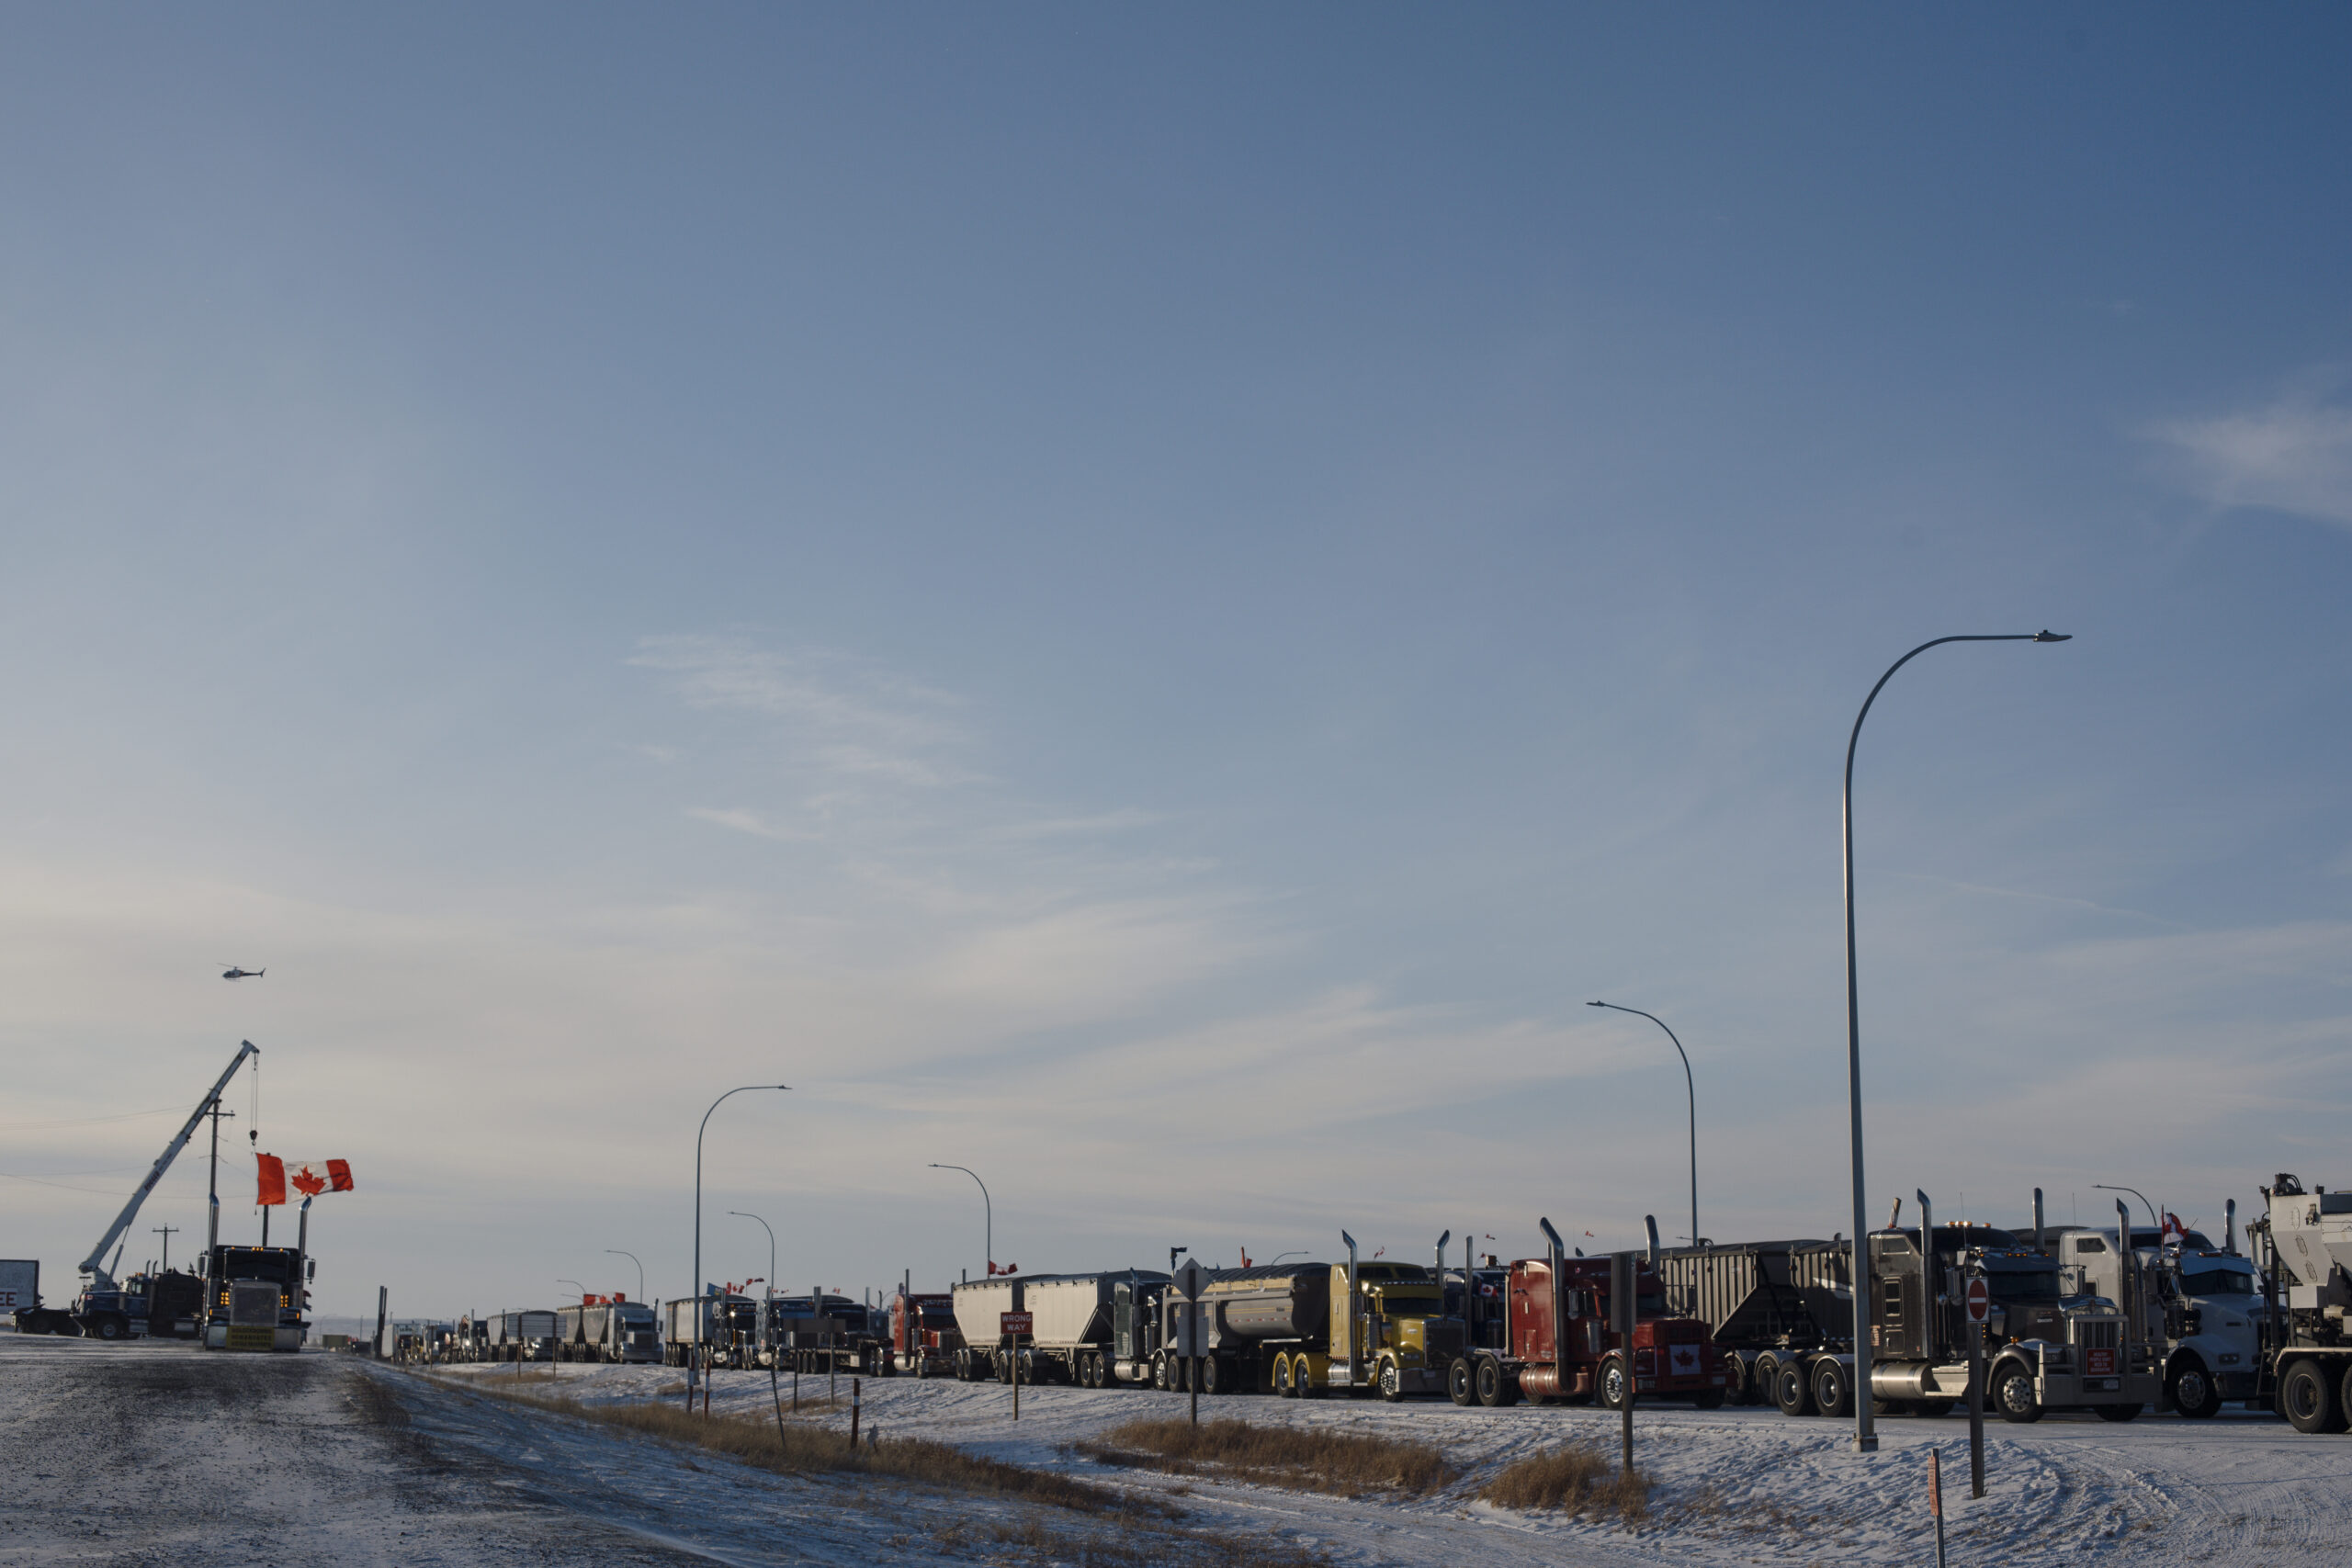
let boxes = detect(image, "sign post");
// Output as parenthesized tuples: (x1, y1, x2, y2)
(1001, 1311, 1034, 1421)
(1171, 1258, 1209, 1427)
(1611, 1252, 1636, 1473)
(1929, 1447, 1948, 1568)
(1963, 1275, 1989, 1499)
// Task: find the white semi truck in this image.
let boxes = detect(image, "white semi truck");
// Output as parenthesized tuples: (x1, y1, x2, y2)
(2250, 1173, 2352, 1434)
(2043, 1213, 2262, 1418)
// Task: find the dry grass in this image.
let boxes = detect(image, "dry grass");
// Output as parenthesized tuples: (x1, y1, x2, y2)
(1075, 1416, 1458, 1497)
(932, 1511, 1332, 1568)
(1478, 1442, 1649, 1521)
(433, 1373, 1162, 1517)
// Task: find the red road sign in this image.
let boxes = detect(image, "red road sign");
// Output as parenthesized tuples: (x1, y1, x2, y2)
(1964, 1278, 1990, 1324)
(1000, 1311, 1034, 1336)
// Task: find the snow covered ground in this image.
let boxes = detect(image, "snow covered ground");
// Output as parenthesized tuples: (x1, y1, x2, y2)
(430, 1359, 2348, 1566)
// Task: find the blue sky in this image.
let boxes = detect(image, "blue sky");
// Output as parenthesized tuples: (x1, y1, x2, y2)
(2, 6, 2347, 1316)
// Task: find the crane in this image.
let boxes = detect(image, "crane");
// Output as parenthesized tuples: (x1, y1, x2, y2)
(79, 1041, 258, 1293)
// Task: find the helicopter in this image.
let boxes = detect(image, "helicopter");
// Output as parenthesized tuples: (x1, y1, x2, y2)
(220, 965, 265, 981)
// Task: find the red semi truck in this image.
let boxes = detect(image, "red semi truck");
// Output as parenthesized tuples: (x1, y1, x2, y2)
(888, 1289, 964, 1376)
(1450, 1218, 1732, 1409)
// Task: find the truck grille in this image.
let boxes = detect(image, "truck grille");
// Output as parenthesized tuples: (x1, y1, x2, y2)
(2073, 1316, 2120, 1376)
(229, 1282, 278, 1327)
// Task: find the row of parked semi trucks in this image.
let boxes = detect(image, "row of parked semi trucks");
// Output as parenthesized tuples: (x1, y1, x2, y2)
(405, 1175, 2352, 1431)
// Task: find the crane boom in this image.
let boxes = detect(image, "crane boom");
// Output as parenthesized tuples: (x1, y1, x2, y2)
(78, 1041, 259, 1290)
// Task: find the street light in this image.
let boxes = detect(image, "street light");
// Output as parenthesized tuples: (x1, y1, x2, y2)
(1843, 630, 2070, 1453)
(729, 1212, 777, 1285)
(2094, 1185, 2160, 1237)
(1588, 1001, 1700, 1249)
(1271, 1251, 1307, 1265)
(605, 1248, 644, 1303)
(558, 1278, 585, 1304)
(928, 1164, 991, 1276)
(690, 1084, 791, 1406)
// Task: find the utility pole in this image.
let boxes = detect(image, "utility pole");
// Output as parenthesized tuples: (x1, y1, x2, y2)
(153, 1225, 178, 1272)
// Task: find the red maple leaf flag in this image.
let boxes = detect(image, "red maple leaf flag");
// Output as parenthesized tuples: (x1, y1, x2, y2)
(261, 1156, 356, 1202)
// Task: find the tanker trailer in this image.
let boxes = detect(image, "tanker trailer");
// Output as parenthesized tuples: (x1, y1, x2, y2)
(1149, 1262, 1329, 1394)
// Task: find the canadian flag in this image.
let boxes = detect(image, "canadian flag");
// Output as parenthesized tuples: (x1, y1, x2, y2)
(257, 1155, 355, 1206)
(988, 1261, 1018, 1276)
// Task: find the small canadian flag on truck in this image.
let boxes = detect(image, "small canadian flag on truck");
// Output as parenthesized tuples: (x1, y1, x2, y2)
(255, 1156, 354, 1206)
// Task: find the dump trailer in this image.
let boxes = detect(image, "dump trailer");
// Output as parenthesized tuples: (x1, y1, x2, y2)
(555, 1297, 661, 1363)
(1450, 1219, 1729, 1410)
(1140, 1262, 1335, 1395)
(6, 1260, 78, 1336)
(2249, 1173, 2352, 1434)
(950, 1269, 1170, 1385)
(1653, 1237, 1852, 1404)
(769, 1293, 878, 1373)
(888, 1290, 963, 1377)
(662, 1294, 758, 1366)
(2045, 1216, 2261, 1418)
(487, 1309, 560, 1361)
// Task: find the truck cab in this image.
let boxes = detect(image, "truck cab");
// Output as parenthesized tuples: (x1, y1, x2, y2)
(203, 1245, 308, 1352)
(1323, 1262, 1453, 1399)
(2052, 1227, 2260, 1417)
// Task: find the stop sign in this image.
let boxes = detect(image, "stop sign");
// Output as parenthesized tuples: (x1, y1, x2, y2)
(1964, 1278, 1990, 1324)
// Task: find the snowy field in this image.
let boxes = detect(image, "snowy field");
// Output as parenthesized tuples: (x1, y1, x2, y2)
(430, 1358, 2346, 1566)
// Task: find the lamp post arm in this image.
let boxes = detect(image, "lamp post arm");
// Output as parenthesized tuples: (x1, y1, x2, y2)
(930, 1164, 992, 1273)
(1842, 629, 2068, 1455)
(605, 1249, 644, 1303)
(1588, 1001, 1699, 1250)
(690, 1085, 789, 1404)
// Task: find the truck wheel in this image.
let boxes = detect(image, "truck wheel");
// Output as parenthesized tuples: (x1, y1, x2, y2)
(2168, 1362, 2222, 1420)
(1811, 1359, 1853, 1420)
(1991, 1363, 2042, 1425)
(1296, 1358, 1320, 1400)
(1203, 1358, 1227, 1395)
(1448, 1357, 1476, 1406)
(2094, 1402, 2143, 1423)
(1475, 1356, 1516, 1407)
(1773, 1359, 1815, 1417)
(1599, 1353, 1631, 1412)
(2279, 1359, 2344, 1434)
(1378, 1359, 1405, 1402)
(91, 1315, 127, 1342)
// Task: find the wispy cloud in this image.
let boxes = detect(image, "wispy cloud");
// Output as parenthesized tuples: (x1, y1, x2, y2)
(685, 807, 812, 842)
(2152, 377, 2352, 527)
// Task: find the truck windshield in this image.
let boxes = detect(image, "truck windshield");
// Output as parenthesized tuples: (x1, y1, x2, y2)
(1987, 1268, 2061, 1303)
(2178, 1266, 2256, 1297)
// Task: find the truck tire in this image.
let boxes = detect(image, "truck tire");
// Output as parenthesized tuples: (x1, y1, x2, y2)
(2279, 1359, 2344, 1434)
(2093, 1402, 2143, 1423)
(1377, 1359, 1405, 1402)
(1810, 1359, 1853, 1420)
(1476, 1356, 1517, 1408)
(1773, 1358, 1815, 1417)
(1296, 1357, 1320, 1400)
(1201, 1357, 1226, 1395)
(1991, 1363, 2042, 1425)
(1448, 1357, 1476, 1406)
(1598, 1353, 1631, 1412)
(90, 1314, 128, 1342)
(2168, 1361, 2222, 1420)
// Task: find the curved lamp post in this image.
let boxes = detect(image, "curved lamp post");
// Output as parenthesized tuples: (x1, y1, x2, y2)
(929, 1164, 991, 1276)
(605, 1248, 645, 1303)
(1844, 631, 2069, 1453)
(2094, 1184, 2160, 1237)
(689, 1084, 791, 1405)
(729, 1211, 777, 1285)
(558, 1277, 585, 1305)
(1588, 1001, 1699, 1250)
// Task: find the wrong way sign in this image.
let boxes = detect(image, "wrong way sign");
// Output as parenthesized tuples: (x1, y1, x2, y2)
(1964, 1278, 1990, 1324)
(1000, 1311, 1034, 1337)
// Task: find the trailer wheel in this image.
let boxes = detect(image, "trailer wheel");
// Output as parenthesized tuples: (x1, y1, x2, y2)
(2279, 1359, 2344, 1434)
(2168, 1361, 2221, 1420)
(1448, 1356, 1475, 1406)
(1810, 1359, 1853, 1420)
(1991, 1362, 2042, 1425)
(1772, 1359, 1814, 1417)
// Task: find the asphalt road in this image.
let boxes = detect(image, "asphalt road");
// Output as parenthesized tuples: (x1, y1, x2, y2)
(0, 1335, 708, 1567)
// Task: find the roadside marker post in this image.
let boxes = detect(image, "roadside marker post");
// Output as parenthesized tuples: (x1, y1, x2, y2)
(1964, 1275, 1990, 1498)
(1611, 1252, 1636, 1473)
(1929, 1447, 1948, 1568)
(1001, 1311, 1034, 1421)
(850, 1375, 862, 1448)
(1171, 1258, 1209, 1427)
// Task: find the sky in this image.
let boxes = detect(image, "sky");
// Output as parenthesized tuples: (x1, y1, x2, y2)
(2, 5, 2347, 1321)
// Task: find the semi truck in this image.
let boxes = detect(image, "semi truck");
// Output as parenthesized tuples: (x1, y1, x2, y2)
(6, 1259, 78, 1336)
(2043, 1213, 2261, 1418)
(662, 1294, 757, 1367)
(1170, 1235, 1460, 1400)
(556, 1297, 661, 1363)
(888, 1290, 963, 1376)
(768, 1293, 880, 1373)
(202, 1245, 310, 1352)
(487, 1309, 560, 1361)
(949, 1269, 1170, 1384)
(2249, 1173, 2352, 1434)
(1658, 1191, 2154, 1423)
(1449, 1219, 1731, 1409)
